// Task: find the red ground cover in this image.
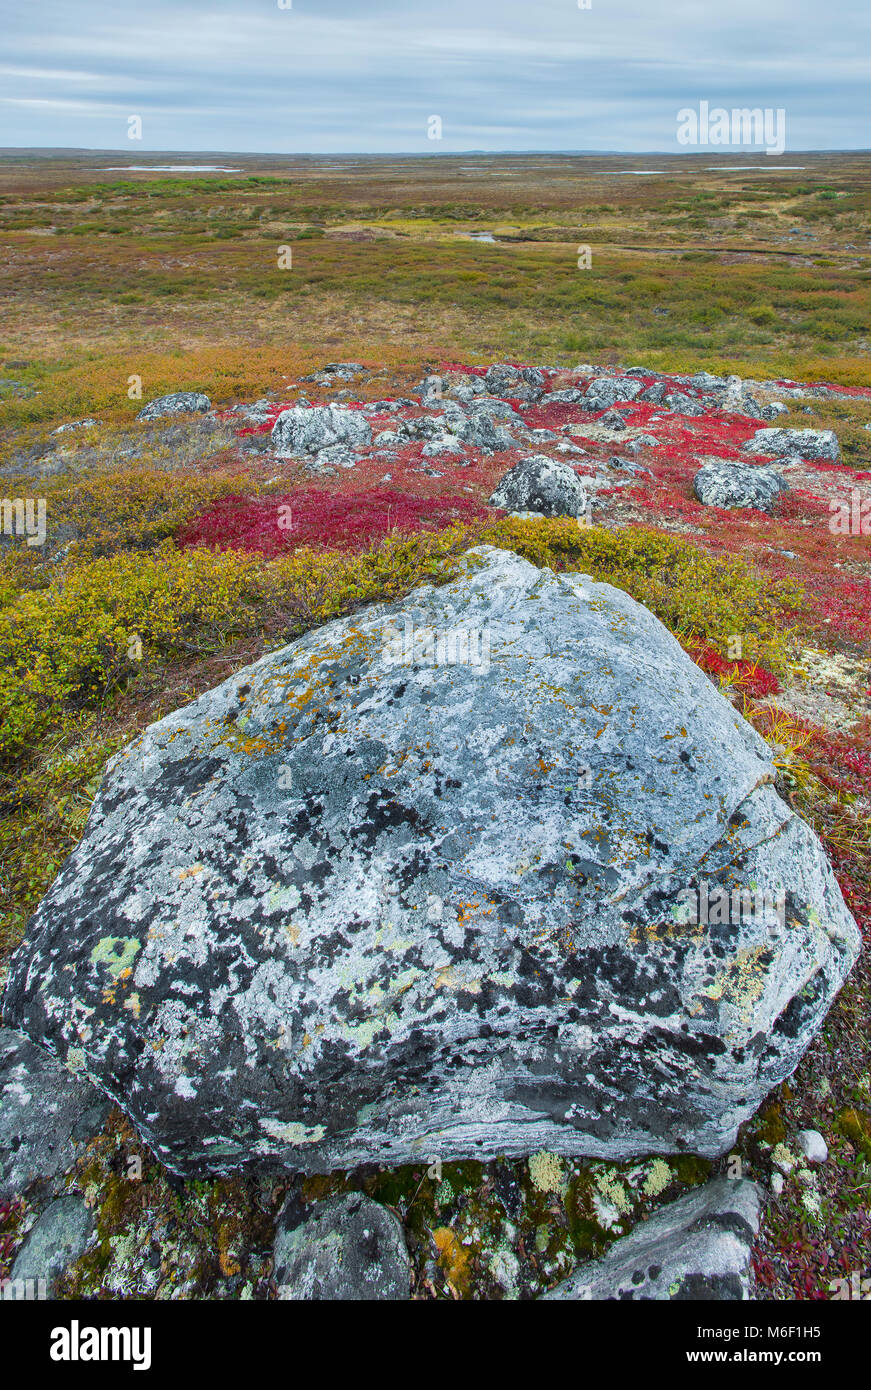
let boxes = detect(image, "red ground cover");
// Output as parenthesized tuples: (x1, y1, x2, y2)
(175, 487, 494, 556)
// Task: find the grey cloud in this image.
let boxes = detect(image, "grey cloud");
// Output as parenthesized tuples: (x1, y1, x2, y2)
(0, 0, 868, 151)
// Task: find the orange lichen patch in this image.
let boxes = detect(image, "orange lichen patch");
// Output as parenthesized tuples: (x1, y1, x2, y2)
(432, 1226, 473, 1297)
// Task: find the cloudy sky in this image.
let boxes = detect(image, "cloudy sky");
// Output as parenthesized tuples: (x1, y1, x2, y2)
(1, 0, 869, 153)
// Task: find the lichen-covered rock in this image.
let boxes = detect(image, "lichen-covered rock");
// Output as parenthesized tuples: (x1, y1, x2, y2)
(489, 455, 588, 517)
(663, 392, 705, 417)
(0, 1028, 109, 1202)
(2, 548, 859, 1177)
(694, 460, 789, 513)
(136, 392, 211, 421)
(542, 1178, 761, 1300)
(485, 363, 545, 393)
(744, 428, 840, 462)
(583, 376, 645, 409)
(51, 419, 99, 435)
(484, 364, 544, 402)
(10, 1195, 95, 1298)
(456, 410, 515, 452)
(271, 405, 372, 458)
(273, 1192, 411, 1300)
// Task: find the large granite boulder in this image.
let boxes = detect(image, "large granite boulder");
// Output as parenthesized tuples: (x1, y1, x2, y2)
(3, 548, 859, 1177)
(542, 1178, 761, 1301)
(271, 406, 372, 458)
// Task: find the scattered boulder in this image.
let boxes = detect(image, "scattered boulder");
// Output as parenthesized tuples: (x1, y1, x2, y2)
(606, 455, 651, 476)
(10, 1195, 95, 1298)
(307, 444, 359, 474)
(271, 405, 372, 458)
(582, 376, 645, 409)
(422, 436, 465, 458)
(273, 1192, 411, 1300)
(694, 460, 789, 513)
(744, 428, 841, 462)
(3, 547, 859, 1177)
(488, 455, 588, 517)
(542, 1179, 762, 1301)
(598, 409, 628, 431)
(663, 392, 705, 417)
(485, 364, 544, 399)
(320, 362, 366, 378)
(0, 1028, 110, 1203)
(51, 419, 99, 435)
(624, 434, 659, 454)
(456, 410, 515, 452)
(419, 375, 445, 406)
(136, 392, 211, 421)
(541, 388, 585, 405)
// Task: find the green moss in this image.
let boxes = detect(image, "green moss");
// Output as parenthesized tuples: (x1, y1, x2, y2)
(837, 1107, 871, 1161)
(752, 1101, 788, 1147)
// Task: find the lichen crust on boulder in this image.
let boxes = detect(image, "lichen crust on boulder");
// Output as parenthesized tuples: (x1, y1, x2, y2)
(2, 548, 859, 1177)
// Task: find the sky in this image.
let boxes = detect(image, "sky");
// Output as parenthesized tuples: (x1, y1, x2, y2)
(1, 0, 869, 154)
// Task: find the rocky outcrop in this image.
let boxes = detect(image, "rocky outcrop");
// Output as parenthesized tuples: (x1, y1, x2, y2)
(694, 460, 789, 513)
(3, 548, 859, 1177)
(542, 1178, 761, 1300)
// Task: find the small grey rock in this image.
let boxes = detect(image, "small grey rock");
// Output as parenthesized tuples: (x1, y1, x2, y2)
(10, 1195, 95, 1297)
(136, 391, 211, 421)
(51, 419, 99, 435)
(273, 1193, 411, 1300)
(796, 1129, 828, 1164)
(599, 409, 628, 431)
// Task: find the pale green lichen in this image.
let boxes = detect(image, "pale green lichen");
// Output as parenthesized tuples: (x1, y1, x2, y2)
(642, 1158, 673, 1198)
(528, 1150, 565, 1194)
(594, 1169, 632, 1214)
(90, 936, 140, 979)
